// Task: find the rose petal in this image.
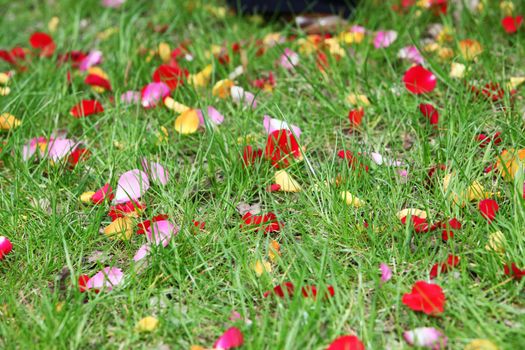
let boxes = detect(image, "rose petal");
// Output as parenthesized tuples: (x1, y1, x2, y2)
(141, 82, 170, 108)
(206, 106, 224, 125)
(403, 327, 447, 349)
(79, 50, 102, 71)
(478, 199, 499, 223)
(327, 335, 365, 350)
(70, 100, 104, 117)
(141, 158, 169, 185)
(403, 65, 437, 94)
(279, 48, 299, 70)
(86, 267, 123, 291)
(274, 170, 301, 192)
(398, 45, 424, 64)
(101, 0, 125, 8)
(213, 327, 244, 350)
(263, 115, 301, 138)
(133, 244, 151, 261)
(47, 138, 78, 161)
(146, 219, 178, 247)
(174, 109, 200, 134)
(380, 263, 392, 282)
(120, 90, 141, 104)
(374, 30, 397, 48)
(113, 169, 150, 204)
(0, 236, 13, 260)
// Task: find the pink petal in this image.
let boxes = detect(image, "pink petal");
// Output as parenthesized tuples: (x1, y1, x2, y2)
(101, 0, 125, 8)
(146, 220, 178, 246)
(47, 138, 78, 161)
(263, 115, 301, 138)
(120, 90, 141, 104)
(113, 169, 150, 204)
(374, 30, 397, 49)
(380, 263, 392, 282)
(141, 158, 169, 185)
(22, 140, 38, 161)
(133, 244, 150, 261)
(231, 86, 257, 109)
(213, 327, 244, 350)
(403, 327, 447, 349)
(398, 46, 424, 64)
(86, 267, 124, 291)
(279, 48, 299, 70)
(350, 25, 366, 33)
(141, 82, 170, 108)
(79, 50, 102, 71)
(206, 106, 224, 125)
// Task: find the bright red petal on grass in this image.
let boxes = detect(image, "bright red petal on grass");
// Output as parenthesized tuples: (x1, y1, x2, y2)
(213, 327, 244, 350)
(337, 150, 369, 172)
(268, 183, 281, 192)
(502, 16, 523, 34)
(263, 282, 295, 298)
(504, 263, 525, 281)
(479, 199, 499, 222)
(70, 100, 104, 118)
(0, 236, 13, 260)
(403, 65, 437, 94)
(85, 74, 112, 90)
(152, 64, 188, 90)
(402, 281, 445, 315)
(78, 274, 90, 293)
(419, 103, 439, 125)
(264, 130, 301, 168)
(430, 255, 460, 279)
(242, 145, 262, 167)
(29, 32, 56, 56)
(108, 200, 145, 221)
(441, 218, 461, 241)
(0, 50, 17, 65)
(326, 335, 365, 350)
(401, 215, 430, 233)
(348, 108, 364, 127)
(91, 183, 114, 204)
(301, 285, 335, 299)
(67, 147, 90, 168)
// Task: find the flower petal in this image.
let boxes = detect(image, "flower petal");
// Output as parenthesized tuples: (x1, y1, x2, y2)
(327, 335, 365, 350)
(274, 170, 301, 192)
(403, 65, 437, 94)
(213, 327, 244, 350)
(174, 109, 200, 134)
(114, 169, 150, 204)
(86, 267, 124, 291)
(403, 327, 447, 349)
(141, 158, 169, 185)
(0, 236, 13, 260)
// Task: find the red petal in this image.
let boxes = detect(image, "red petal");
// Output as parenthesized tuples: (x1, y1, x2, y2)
(268, 184, 281, 192)
(327, 335, 365, 350)
(264, 130, 301, 168)
(213, 327, 244, 349)
(70, 100, 104, 118)
(67, 148, 90, 168)
(403, 65, 437, 94)
(85, 74, 112, 90)
(91, 183, 114, 205)
(348, 108, 364, 127)
(78, 274, 90, 293)
(478, 199, 499, 222)
(419, 103, 439, 125)
(264, 282, 295, 298)
(502, 16, 523, 34)
(402, 281, 445, 315)
(29, 32, 55, 56)
(137, 214, 169, 235)
(152, 64, 188, 90)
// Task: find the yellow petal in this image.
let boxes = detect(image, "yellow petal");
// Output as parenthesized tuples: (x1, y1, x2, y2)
(212, 79, 234, 98)
(0, 72, 9, 85)
(48, 16, 59, 33)
(55, 302, 64, 312)
(450, 62, 466, 78)
(458, 39, 483, 60)
(164, 96, 189, 113)
(87, 67, 109, 80)
(467, 181, 488, 201)
(80, 191, 95, 203)
(496, 149, 525, 180)
(96, 27, 118, 41)
(135, 316, 159, 332)
(346, 93, 370, 106)
(507, 77, 525, 90)
(254, 260, 272, 276)
(104, 217, 133, 240)
(158, 42, 171, 63)
(157, 126, 169, 144)
(0, 113, 21, 130)
(174, 109, 200, 135)
(268, 240, 281, 262)
(190, 346, 206, 350)
(0, 86, 11, 96)
(500, 1, 514, 16)
(485, 231, 505, 254)
(396, 208, 427, 220)
(275, 170, 301, 192)
(189, 65, 213, 88)
(341, 191, 364, 208)
(464, 339, 499, 350)
(338, 31, 365, 44)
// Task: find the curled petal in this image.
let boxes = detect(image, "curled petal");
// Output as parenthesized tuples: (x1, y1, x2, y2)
(380, 263, 392, 282)
(141, 158, 169, 185)
(263, 115, 301, 138)
(0, 236, 13, 260)
(133, 244, 150, 261)
(141, 82, 170, 108)
(79, 50, 102, 71)
(374, 30, 397, 48)
(403, 66, 437, 94)
(114, 169, 150, 204)
(279, 48, 299, 70)
(146, 220, 178, 246)
(47, 138, 78, 161)
(327, 335, 365, 350)
(398, 45, 424, 64)
(231, 86, 257, 108)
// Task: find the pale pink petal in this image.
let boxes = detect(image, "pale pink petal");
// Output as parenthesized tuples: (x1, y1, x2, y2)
(146, 220, 179, 247)
(263, 115, 301, 138)
(374, 30, 398, 49)
(133, 244, 150, 261)
(120, 91, 141, 104)
(350, 25, 366, 33)
(113, 169, 150, 204)
(141, 82, 170, 108)
(403, 327, 447, 349)
(22, 140, 38, 161)
(213, 327, 244, 350)
(47, 138, 78, 161)
(398, 46, 424, 64)
(141, 158, 169, 186)
(79, 50, 103, 71)
(380, 263, 392, 282)
(207, 106, 224, 125)
(371, 152, 383, 165)
(101, 0, 125, 8)
(86, 267, 124, 291)
(231, 86, 257, 109)
(279, 48, 299, 70)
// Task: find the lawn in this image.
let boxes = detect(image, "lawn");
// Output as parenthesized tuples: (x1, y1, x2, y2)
(0, 0, 524, 349)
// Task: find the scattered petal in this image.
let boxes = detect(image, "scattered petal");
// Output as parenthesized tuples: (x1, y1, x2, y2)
(103, 216, 134, 240)
(174, 109, 200, 134)
(341, 191, 364, 208)
(141, 82, 170, 108)
(374, 30, 397, 48)
(464, 339, 499, 350)
(478, 199, 499, 223)
(402, 281, 445, 315)
(274, 170, 301, 192)
(113, 169, 150, 204)
(85, 267, 124, 291)
(135, 316, 159, 332)
(403, 327, 447, 349)
(0, 236, 13, 260)
(70, 100, 104, 118)
(380, 263, 392, 282)
(327, 335, 365, 350)
(213, 327, 244, 350)
(403, 65, 437, 94)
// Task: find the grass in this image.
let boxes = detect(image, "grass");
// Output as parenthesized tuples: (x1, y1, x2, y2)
(0, 0, 524, 348)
